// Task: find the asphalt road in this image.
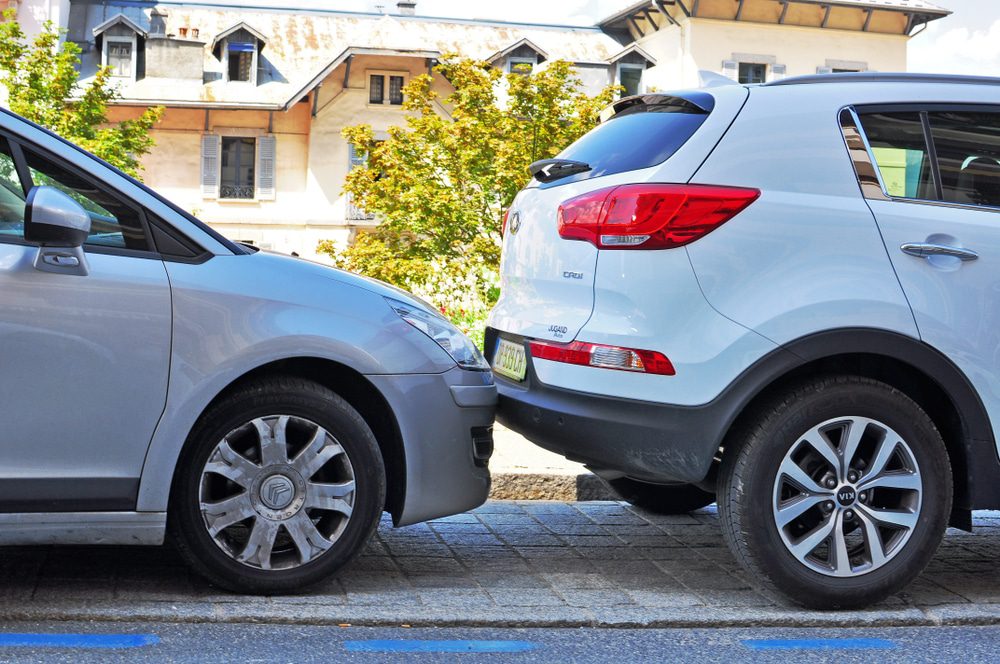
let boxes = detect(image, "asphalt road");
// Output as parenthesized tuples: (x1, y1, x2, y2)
(2, 621, 1000, 662)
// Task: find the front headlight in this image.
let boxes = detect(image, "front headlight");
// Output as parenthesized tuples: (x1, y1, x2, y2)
(386, 297, 490, 371)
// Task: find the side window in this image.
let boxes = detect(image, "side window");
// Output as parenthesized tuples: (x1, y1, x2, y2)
(23, 148, 150, 251)
(0, 137, 26, 239)
(856, 112, 936, 200)
(927, 111, 1000, 208)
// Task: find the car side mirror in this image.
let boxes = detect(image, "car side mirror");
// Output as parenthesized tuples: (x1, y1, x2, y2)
(24, 186, 91, 276)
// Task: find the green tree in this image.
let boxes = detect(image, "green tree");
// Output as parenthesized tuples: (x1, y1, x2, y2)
(0, 10, 162, 178)
(323, 57, 619, 280)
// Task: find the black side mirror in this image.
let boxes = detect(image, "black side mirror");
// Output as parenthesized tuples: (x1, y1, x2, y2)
(24, 185, 91, 248)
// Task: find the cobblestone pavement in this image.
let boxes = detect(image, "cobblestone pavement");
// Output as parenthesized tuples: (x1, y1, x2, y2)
(3, 501, 1000, 627)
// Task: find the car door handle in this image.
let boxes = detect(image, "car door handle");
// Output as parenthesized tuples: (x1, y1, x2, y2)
(900, 243, 979, 262)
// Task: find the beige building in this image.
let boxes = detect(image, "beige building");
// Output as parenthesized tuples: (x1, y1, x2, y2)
(12, 0, 949, 262)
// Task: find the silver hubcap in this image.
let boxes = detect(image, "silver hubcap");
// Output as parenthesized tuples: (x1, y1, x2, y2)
(198, 415, 356, 571)
(772, 416, 922, 578)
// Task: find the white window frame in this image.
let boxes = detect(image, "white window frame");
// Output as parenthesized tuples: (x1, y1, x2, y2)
(223, 38, 259, 85)
(616, 63, 645, 96)
(103, 35, 137, 82)
(507, 56, 537, 75)
(366, 70, 409, 107)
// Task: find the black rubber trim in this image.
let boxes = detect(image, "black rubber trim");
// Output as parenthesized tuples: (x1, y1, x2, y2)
(0, 478, 138, 512)
(487, 327, 1000, 507)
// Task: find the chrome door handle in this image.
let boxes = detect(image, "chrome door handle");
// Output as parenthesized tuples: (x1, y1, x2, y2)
(900, 243, 978, 262)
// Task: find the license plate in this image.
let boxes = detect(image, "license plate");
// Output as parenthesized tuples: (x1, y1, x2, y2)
(493, 338, 527, 382)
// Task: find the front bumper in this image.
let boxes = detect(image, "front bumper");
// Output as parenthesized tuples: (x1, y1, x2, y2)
(486, 330, 727, 484)
(366, 367, 495, 526)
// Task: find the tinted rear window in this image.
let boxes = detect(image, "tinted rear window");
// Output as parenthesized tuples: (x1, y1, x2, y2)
(544, 98, 709, 187)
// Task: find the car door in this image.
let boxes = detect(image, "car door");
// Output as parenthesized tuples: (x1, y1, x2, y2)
(0, 134, 171, 511)
(852, 105, 1000, 448)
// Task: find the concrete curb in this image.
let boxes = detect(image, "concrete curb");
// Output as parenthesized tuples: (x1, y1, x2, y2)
(5, 602, 1000, 629)
(488, 473, 616, 501)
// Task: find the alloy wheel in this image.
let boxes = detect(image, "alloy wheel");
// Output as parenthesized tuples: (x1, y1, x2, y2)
(198, 415, 356, 571)
(772, 416, 923, 577)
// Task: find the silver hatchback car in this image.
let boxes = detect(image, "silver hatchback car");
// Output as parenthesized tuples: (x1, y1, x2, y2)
(0, 109, 495, 593)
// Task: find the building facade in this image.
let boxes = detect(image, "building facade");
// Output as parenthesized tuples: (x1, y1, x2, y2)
(10, 0, 948, 262)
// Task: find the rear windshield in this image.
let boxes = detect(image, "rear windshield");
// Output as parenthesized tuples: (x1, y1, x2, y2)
(543, 96, 710, 187)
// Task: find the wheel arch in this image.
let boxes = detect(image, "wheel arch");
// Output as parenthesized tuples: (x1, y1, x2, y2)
(714, 328, 999, 521)
(168, 356, 407, 522)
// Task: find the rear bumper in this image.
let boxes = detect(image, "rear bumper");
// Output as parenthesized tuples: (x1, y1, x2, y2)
(487, 330, 727, 484)
(366, 367, 495, 526)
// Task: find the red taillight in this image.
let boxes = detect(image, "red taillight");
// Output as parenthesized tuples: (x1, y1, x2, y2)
(501, 209, 510, 236)
(529, 339, 675, 376)
(557, 184, 759, 250)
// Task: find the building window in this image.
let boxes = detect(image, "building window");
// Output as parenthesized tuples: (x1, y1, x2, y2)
(368, 71, 407, 106)
(227, 41, 256, 82)
(507, 56, 536, 75)
(104, 37, 135, 80)
(389, 75, 404, 105)
(618, 64, 644, 97)
(220, 137, 255, 200)
(738, 62, 767, 84)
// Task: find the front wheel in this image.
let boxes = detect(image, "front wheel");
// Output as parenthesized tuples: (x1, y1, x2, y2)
(718, 376, 951, 609)
(606, 477, 715, 514)
(170, 377, 386, 594)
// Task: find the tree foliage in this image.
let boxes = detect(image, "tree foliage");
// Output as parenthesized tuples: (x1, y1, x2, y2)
(0, 10, 162, 178)
(325, 57, 619, 277)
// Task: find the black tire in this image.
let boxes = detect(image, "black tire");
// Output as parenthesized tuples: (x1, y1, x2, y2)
(717, 375, 951, 610)
(607, 477, 715, 514)
(169, 376, 386, 594)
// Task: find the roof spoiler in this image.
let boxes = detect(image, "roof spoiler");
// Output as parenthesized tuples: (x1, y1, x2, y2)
(598, 91, 715, 123)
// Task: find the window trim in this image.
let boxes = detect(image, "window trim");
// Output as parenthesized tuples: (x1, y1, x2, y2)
(218, 135, 258, 201)
(507, 56, 537, 75)
(0, 130, 163, 258)
(616, 63, 645, 97)
(103, 34, 137, 82)
(737, 62, 768, 85)
(841, 103, 1000, 214)
(224, 38, 258, 85)
(366, 70, 409, 107)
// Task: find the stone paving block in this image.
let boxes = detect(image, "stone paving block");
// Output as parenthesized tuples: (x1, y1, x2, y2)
(414, 588, 496, 608)
(486, 588, 567, 607)
(558, 589, 636, 608)
(540, 572, 617, 589)
(624, 589, 705, 608)
(471, 502, 527, 514)
(525, 557, 600, 574)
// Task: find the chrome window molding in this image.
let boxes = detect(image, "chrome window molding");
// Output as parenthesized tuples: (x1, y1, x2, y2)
(838, 105, 1000, 214)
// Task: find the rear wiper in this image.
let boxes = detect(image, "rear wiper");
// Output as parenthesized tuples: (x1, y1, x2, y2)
(529, 158, 591, 183)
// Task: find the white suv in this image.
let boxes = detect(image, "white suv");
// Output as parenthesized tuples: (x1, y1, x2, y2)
(486, 73, 1000, 609)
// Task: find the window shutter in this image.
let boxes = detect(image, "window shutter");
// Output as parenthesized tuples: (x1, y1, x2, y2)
(816, 66, 833, 74)
(721, 60, 738, 80)
(771, 64, 787, 81)
(200, 134, 220, 199)
(256, 135, 276, 201)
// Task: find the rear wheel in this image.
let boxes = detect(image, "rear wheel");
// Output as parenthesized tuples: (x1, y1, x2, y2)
(606, 477, 715, 514)
(170, 377, 386, 594)
(718, 375, 951, 609)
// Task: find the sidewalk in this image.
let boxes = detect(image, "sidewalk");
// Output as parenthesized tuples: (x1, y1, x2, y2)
(489, 424, 616, 501)
(4, 501, 1000, 628)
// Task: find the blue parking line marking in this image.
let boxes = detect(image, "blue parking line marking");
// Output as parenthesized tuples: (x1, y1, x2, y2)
(344, 640, 537, 653)
(742, 638, 896, 651)
(0, 634, 159, 649)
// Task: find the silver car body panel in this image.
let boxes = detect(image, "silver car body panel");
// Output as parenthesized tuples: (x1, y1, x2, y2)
(0, 245, 171, 510)
(0, 512, 165, 546)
